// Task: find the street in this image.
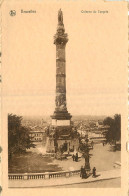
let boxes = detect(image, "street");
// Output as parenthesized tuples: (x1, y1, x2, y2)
(53, 143, 121, 172)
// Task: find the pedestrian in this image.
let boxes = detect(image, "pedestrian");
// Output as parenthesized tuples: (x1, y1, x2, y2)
(72, 154, 75, 161)
(92, 167, 96, 177)
(75, 152, 78, 162)
(75, 154, 77, 162)
(84, 169, 88, 179)
(91, 141, 94, 149)
(82, 167, 85, 179)
(82, 167, 87, 179)
(80, 166, 83, 178)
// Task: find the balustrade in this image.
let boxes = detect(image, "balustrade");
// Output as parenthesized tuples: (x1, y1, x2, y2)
(8, 170, 81, 180)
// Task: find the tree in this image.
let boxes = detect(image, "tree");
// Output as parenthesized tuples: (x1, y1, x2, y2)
(103, 114, 121, 145)
(8, 114, 35, 158)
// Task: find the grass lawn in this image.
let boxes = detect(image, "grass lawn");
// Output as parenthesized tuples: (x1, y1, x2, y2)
(8, 152, 62, 173)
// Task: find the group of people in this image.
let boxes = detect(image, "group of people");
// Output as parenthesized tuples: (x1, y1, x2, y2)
(80, 166, 96, 179)
(72, 152, 78, 162)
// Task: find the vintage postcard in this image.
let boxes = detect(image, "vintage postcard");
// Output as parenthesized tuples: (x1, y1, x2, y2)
(1, 0, 128, 195)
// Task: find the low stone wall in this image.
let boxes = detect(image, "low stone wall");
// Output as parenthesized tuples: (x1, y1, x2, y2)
(8, 170, 81, 180)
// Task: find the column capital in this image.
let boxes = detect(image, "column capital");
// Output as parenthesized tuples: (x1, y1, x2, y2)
(54, 33, 68, 45)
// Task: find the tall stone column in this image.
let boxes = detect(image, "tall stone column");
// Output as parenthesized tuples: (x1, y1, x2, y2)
(51, 9, 72, 126)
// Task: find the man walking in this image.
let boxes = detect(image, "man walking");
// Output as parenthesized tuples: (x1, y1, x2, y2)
(92, 167, 96, 177)
(80, 166, 83, 178)
(72, 154, 75, 161)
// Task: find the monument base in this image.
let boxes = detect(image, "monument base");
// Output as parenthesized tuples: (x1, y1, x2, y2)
(46, 137, 79, 153)
(51, 110, 72, 120)
(51, 119, 71, 126)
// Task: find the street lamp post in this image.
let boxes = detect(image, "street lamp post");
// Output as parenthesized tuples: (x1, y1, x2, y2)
(84, 139, 90, 171)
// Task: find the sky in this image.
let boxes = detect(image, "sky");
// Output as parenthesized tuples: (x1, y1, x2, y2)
(2, 0, 128, 116)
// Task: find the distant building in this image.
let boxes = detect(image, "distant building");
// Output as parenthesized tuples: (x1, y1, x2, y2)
(29, 125, 46, 142)
(96, 120, 103, 128)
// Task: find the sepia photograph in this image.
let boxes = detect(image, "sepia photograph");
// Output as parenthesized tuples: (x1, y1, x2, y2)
(1, 0, 128, 195)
